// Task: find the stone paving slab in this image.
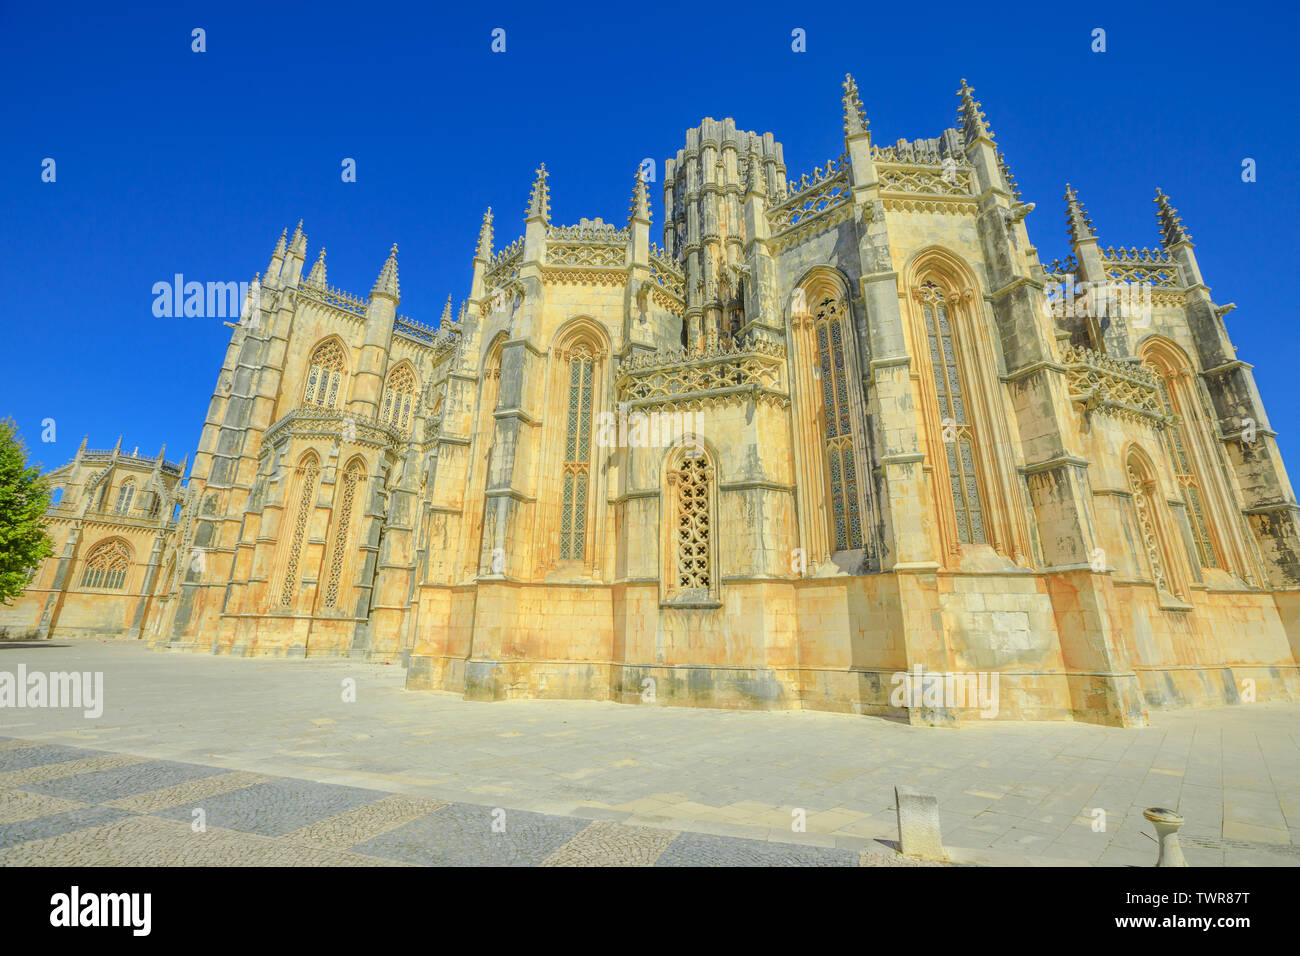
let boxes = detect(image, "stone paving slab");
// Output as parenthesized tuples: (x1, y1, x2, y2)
(1, 641, 1298, 865)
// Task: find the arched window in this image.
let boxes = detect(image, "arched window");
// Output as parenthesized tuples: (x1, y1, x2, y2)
(279, 453, 321, 607)
(919, 281, 986, 545)
(559, 344, 596, 561)
(80, 539, 131, 590)
(812, 294, 865, 552)
(323, 459, 365, 608)
(380, 364, 418, 435)
(1142, 348, 1222, 572)
(115, 480, 135, 514)
(148, 491, 162, 518)
(664, 445, 716, 601)
(1126, 450, 1182, 600)
(303, 340, 347, 409)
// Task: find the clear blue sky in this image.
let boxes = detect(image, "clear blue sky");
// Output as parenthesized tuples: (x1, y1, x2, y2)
(2, 0, 1296, 475)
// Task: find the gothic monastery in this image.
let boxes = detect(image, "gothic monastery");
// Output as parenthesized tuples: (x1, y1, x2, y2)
(6, 77, 1299, 726)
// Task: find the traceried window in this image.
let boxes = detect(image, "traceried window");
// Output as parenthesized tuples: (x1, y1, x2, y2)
(323, 460, 364, 608)
(559, 345, 595, 561)
(279, 454, 320, 607)
(380, 364, 418, 436)
(920, 282, 986, 544)
(115, 480, 135, 514)
(813, 295, 864, 551)
(303, 341, 347, 409)
(80, 539, 130, 590)
(1151, 373, 1218, 570)
(669, 451, 713, 595)
(1127, 456, 1173, 596)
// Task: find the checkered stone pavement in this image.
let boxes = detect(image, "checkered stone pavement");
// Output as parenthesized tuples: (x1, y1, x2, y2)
(0, 737, 922, 867)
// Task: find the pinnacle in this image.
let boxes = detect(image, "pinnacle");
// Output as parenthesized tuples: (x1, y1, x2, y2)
(371, 244, 400, 301)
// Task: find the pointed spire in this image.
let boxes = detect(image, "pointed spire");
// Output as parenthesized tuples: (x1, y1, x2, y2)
(458, 299, 467, 323)
(1065, 183, 1097, 245)
(957, 78, 995, 146)
(1154, 188, 1192, 247)
(526, 163, 551, 223)
(371, 244, 400, 301)
(629, 167, 651, 223)
(842, 73, 869, 138)
(113, 435, 122, 455)
(476, 208, 494, 260)
(289, 220, 306, 254)
(305, 247, 327, 289)
(440, 295, 453, 326)
(272, 228, 287, 258)
(745, 142, 767, 198)
(157, 444, 166, 462)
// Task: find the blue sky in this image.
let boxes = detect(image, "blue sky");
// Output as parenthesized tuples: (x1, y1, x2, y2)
(1, 0, 1296, 473)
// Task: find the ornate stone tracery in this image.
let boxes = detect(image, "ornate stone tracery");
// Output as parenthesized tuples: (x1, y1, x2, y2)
(279, 454, 320, 608)
(303, 340, 347, 409)
(80, 539, 131, 590)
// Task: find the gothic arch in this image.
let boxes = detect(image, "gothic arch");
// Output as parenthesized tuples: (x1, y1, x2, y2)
(659, 436, 721, 605)
(540, 316, 612, 570)
(1123, 443, 1188, 602)
(321, 455, 367, 610)
(903, 246, 1029, 565)
(79, 537, 133, 591)
(275, 450, 321, 609)
(380, 360, 420, 436)
(1139, 335, 1257, 583)
(302, 336, 350, 409)
(786, 267, 873, 564)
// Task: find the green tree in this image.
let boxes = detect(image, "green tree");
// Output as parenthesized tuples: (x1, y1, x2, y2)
(0, 419, 53, 605)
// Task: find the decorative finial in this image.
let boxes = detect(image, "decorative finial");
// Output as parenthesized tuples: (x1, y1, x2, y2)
(842, 73, 869, 138)
(629, 166, 651, 224)
(526, 163, 551, 223)
(371, 243, 400, 301)
(744, 141, 766, 198)
(957, 78, 995, 145)
(476, 207, 494, 260)
(289, 220, 306, 253)
(304, 247, 327, 289)
(440, 295, 453, 326)
(1154, 188, 1192, 247)
(1065, 183, 1097, 245)
(272, 228, 287, 257)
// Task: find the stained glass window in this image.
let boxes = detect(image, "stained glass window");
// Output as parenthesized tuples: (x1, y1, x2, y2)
(813, 296, 864, 551)
(115, 481, 135, 515)
(303, 341, 347, 408)
(80, 539, 130, 590)
(380, 364, 418, 436)
(559, 346, 595, 561)
(920, 283, 986, 544)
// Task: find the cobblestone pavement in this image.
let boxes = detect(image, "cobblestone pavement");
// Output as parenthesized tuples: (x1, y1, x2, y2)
(0, 736, 937, 866)
(1, 639, 1298, 866)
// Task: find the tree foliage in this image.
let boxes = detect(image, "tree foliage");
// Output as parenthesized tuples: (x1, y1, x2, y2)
(0, 419, 53, 605)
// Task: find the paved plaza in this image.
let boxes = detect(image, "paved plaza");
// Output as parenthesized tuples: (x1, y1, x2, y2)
(0, 639, 1297, 866)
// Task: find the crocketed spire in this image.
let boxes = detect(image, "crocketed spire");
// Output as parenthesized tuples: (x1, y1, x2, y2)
(629, 166, 651, 224)
(1154, 187, 1192, 247)
(304, 247, 327, 289)
(289, 219, 306, 254)
(1064, 183, 1097, 245)
(371, 244, 400, 301)
(476, 207, 494, 260)
(842, 73, 869, 138)
(526, 164, 551, 223)
(272, 228, 287, 258)
(440, 295, 453, 326)
(957, 78, 995, 145)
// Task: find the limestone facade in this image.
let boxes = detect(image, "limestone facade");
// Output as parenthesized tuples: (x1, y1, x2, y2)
(9, 77, 1300, 726)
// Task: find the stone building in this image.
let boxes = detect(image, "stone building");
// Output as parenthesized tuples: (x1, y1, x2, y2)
(2, 438, 187, 640)
(8, 77, 1300, 726)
